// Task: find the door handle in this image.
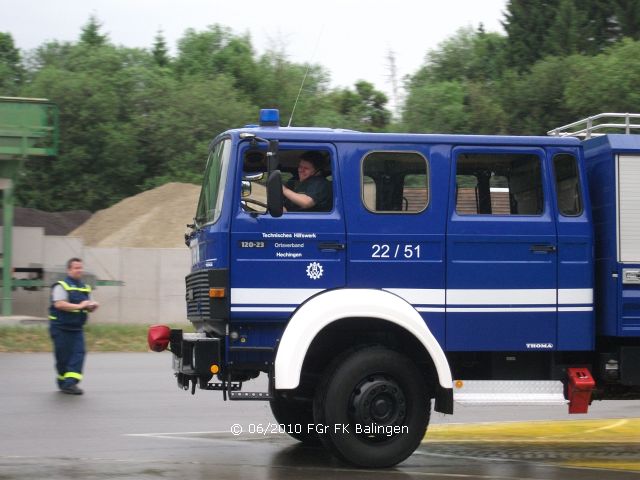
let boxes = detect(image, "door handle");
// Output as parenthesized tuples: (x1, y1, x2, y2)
(319, 242, 345, 251)
(530, 244, 556, 253)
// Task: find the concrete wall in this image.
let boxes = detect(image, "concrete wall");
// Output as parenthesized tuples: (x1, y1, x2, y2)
(1, 226, 190, 324)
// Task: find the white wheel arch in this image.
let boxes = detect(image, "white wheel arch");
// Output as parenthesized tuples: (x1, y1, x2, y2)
(274, 288, 452, 390)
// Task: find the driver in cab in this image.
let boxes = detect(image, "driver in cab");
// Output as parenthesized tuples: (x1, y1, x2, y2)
(282, 151, 332, 212)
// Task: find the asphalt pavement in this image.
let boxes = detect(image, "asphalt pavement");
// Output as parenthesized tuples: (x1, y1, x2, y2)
(1, 352, 639, 479)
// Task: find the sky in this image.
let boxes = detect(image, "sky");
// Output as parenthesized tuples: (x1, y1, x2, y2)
(3, 0, 507, 109)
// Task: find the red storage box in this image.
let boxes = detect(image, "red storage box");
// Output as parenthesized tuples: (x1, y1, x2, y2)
(567, 367, 595, 414)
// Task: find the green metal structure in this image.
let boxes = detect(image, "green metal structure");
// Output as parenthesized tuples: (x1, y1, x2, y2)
(0, 97, 59, 316)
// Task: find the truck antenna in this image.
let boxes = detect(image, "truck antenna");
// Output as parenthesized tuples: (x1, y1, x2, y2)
(287, 26, 324, 128)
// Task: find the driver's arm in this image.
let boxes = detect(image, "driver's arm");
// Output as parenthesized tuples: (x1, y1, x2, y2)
(282, 186, 316, 209)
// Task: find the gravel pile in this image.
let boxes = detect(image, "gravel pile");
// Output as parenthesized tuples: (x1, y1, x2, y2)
(69, 183, 200, 248)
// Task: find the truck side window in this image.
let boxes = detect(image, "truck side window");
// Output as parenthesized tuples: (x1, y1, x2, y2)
(553, 153, 583, 216)
(240, 148, 333, 214)
(456, 153, 543, 215)
(361, 152, 429, 213)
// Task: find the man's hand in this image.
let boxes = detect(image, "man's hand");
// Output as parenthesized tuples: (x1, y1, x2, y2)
(86, 301, 99, 312)
(78, 300, 99, 312)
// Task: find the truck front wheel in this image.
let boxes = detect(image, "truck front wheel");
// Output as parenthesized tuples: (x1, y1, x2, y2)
(313, 346, 431, 468)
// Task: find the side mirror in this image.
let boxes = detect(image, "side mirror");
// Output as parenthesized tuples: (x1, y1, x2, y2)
(267, 170, 283, 218)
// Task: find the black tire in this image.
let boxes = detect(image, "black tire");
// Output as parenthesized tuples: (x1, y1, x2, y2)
(313, 346, 431, 467)
(270, 393, 321, 445)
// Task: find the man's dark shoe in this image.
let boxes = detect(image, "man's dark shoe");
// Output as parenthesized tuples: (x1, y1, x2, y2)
(60, 384, 83, 395)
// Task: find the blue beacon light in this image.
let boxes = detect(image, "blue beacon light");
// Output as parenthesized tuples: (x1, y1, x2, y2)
(259, 109, 280, 126)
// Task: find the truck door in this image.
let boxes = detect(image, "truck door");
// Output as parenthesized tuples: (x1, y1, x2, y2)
(343, 145, 449, 344)
(446, 147, 558, 351)
(550, 148, 594, 349)
(230, 143, 345, 322)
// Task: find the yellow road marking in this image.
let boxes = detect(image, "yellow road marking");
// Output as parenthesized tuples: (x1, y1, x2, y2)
(563, 460, 640, 472)
(425, 418, 640, 443)
(423, 418, 640, 472)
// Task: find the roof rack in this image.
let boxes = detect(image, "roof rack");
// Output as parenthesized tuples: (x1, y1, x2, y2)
(547, 113, 640, 138)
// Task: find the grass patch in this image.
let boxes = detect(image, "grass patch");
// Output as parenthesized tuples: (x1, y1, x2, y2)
(0, 323, 193, 352)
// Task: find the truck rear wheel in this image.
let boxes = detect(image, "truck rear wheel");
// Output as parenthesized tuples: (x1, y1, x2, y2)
(270, 394, 320, 445)
(313, 346, 430, 467)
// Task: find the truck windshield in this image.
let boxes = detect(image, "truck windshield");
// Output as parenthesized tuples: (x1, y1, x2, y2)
(195, 138, 231, 226)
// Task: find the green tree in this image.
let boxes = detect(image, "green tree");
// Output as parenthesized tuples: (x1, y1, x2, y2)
(501, 0, 639, 66)
(465, 82, 508, 134)
(80, 15, 108, 47)
(251, 47, 332, 126)
(470, 28, 509, 81)
(614, 0, 640, 40)
(174, 25, 228, 77)
(325, 81, 390, 132)
(498, 55, 573, 134)
(16, 21, 324, 210)
(17, 42, 148, 211)
(402, 26, 507, 134)
(502, 0, 560, 71)
(152, 30, 170, 67)
(580, 0, 619, 53)
(545, 0, 588, 56)
(140, 74, 255, 186)
(402, 80, 469, 133)
(402, 1, 640, 137)
(564, 39, 640, 117)
(174, 25, 260, 97)
(419, 26, 507, 83)
(26, 41, 74, 73)
(0, 32, 22, 94)
(422, 27, 478, 82)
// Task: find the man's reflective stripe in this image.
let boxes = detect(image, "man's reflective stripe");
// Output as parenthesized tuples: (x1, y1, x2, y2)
(57, 280, 92, 293)
(63, 372, 83, 380)
(49, 315, 57, 320)
(57, 375, 65, 381)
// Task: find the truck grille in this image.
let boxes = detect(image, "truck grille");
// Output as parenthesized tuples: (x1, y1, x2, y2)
(185, 269, 229, 323)
(185, 270, 211, 320)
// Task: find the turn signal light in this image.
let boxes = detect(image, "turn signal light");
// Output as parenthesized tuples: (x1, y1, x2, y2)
(148, 324, 171, 352)
(209, 288, 226, 298)
(210, 364, 220, 374)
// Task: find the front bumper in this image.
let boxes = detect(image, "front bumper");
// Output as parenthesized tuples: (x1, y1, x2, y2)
(170, 330, 222, 379)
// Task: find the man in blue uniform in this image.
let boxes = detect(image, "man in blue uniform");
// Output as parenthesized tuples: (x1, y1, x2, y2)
(49, 258, 99, 395)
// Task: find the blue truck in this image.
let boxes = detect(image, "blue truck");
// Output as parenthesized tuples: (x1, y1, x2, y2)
(148, 111, 640, 467)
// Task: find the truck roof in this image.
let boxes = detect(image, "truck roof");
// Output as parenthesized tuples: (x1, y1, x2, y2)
(218, 126, 582, 148)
